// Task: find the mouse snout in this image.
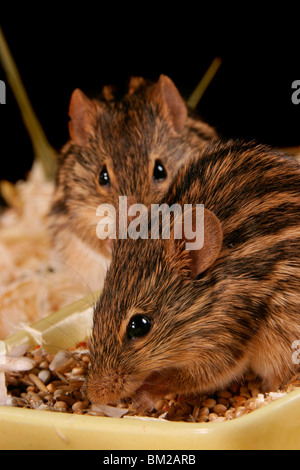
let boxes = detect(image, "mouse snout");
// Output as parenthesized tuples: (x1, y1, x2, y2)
(86, 369, 127, 405)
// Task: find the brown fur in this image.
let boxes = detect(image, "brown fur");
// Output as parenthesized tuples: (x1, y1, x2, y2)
(87, 140, 300, 409)
(48, 75, 217, 291)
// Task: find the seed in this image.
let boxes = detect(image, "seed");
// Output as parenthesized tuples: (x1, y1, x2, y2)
(178, 403, 191, 415)
(72, 400, 89, 412)
(54, 384, 73, 392)
(167, 399, 177, 408)
(46, 354, 54, 364)
(232, 395, 246, 406)
(38, 360, 49, 369)
(28, 373, 49, 393)
(166, 406, 176, 418)
(213, 404, 227, 415)
(31, 355, 44, 365)
(240, 385, 251, 397)
(224, 409, 235, 419)
(71, 366, 85, 376)
(173, 408, 185, 417)
(49, 351, 69, 371)
(217, 390, 232, 399)
(234, 406, 247, 418)
(201, 398, 216, 409)
(10, 397, 27, 407)
(245, 399, 260, 411)
(27, 392, 44, 408)
(68, 379, 85, 389)
(20, 377, 34, 387)
(38, 370, 51, 385)
(191, 406, 199, 420)
(198, 415, 209, 423)
(51, 380, 66, 387)
(199, 406, 210, 416)
(208, 412, 219, 421)
(169, 413, 186, 421)
(57, 395, 76, 405)
(47, 383, 56, 393)
(54, 400, 68, 411)
(217, 397, 229, 406)
(44, 393, 54, 402)
(54, 358, 76, 375)
(7, 342, 297, 422)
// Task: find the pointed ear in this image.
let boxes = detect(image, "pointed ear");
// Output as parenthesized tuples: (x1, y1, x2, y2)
(152, 75, 188, 132)
(68, 89, 98, 146)
(180, 208, 222, 279)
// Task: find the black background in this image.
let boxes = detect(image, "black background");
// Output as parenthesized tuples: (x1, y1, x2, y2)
(0, 13, 299, 183)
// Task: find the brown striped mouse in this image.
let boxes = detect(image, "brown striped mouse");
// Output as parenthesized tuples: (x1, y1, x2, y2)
(87, 140, 300, 410)
(48, 75, 216, 291)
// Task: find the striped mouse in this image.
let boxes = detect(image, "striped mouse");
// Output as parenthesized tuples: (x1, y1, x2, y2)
(87, 140, 300, 410)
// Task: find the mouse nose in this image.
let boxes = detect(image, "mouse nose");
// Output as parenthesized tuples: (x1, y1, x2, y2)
(86, 369, 126, 404)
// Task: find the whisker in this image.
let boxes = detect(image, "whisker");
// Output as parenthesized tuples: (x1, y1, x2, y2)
(48, 255, 101, 306)
(37, 317, 90, 349)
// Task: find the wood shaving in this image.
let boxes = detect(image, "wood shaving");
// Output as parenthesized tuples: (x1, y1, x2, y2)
(0, 162, 91, 339)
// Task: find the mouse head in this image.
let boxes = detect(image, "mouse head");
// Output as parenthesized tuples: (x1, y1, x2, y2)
(86, 208, 223, 405)
(67, 74, 189, 204)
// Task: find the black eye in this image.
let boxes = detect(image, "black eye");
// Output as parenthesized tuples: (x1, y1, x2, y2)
(153, 160, 167, 181)
(127, 315, 152, 339)
(99, 166, 110, 186)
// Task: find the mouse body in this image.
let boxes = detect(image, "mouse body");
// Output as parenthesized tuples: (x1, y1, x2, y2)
(87, 140, 300, 410)
(48, 75, 216, 291)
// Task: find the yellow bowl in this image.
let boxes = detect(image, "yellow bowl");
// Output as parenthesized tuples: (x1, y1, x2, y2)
(1, 293, 300, 450)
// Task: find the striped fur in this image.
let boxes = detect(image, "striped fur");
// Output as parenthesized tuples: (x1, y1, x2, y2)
(87, 140, 300, 409)
(48, 76, 216, 291)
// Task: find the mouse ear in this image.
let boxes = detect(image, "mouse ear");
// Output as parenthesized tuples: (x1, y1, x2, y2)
(189, 209, 223, 278)
(151, 75, 188, 132)
(68, 89, 98, 146)
(172, 208, 223, 279)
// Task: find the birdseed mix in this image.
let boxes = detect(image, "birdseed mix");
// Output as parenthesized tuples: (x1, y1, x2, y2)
(2, 343, 300, 423)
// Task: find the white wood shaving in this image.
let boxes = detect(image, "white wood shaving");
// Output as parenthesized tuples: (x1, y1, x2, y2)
(0, 355, 35, 372)
(0, 162, 90, 339)
(91, 403, 129, 418)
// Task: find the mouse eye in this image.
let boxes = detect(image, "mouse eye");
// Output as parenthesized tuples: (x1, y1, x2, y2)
(127, 315, 152, 339)
(153, 160, 167, 181)
(99, 165, 110, 186)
